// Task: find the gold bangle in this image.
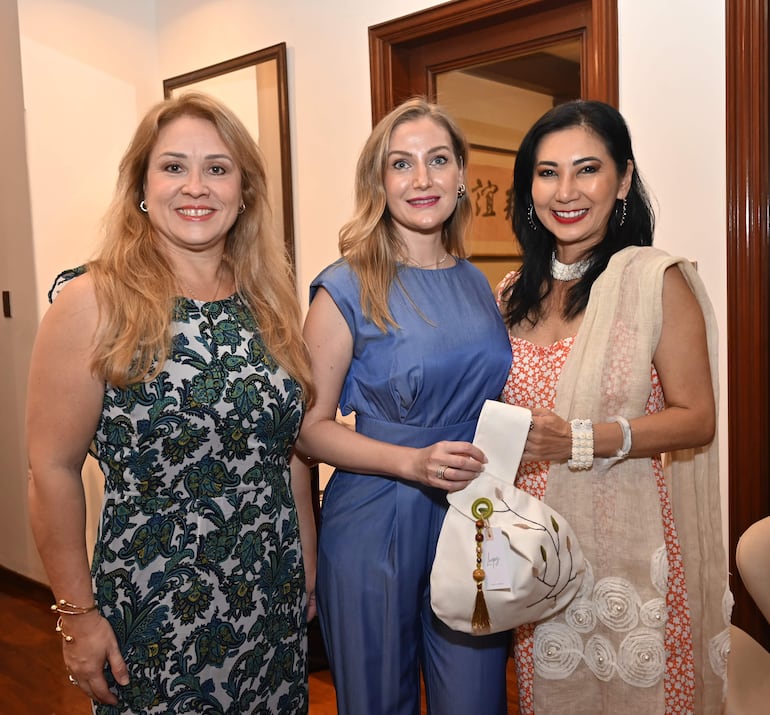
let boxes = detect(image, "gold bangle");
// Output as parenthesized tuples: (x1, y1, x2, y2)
(50, 599, 97, 615)
(55, 616, 74, 643)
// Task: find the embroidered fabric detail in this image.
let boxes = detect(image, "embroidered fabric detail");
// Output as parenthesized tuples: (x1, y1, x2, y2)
(722, 586, 735, 626)
(534, 624, 666, 688)
(584, 635, 616, 681)
(708, 627, 730, 680)
(565, 597, 597, 633)
(593, 577, 641, 631)
(650, 544, 669, 596)
(533, 623, 584, 679)
(706, 586, 733, 686)
(639, 598, 667, 628)
(616, 628, 666, 687)
(533, 557, 667, 688)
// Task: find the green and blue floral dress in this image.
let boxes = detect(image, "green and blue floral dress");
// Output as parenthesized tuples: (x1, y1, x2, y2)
(52, 269, 308, 714)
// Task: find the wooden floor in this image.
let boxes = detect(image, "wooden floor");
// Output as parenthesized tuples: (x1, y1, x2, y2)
(0, 568, 518, 714)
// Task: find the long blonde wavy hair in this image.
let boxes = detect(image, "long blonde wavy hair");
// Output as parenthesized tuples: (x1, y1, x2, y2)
(339, 97, 471, 331)
(88, 92, 313, 402)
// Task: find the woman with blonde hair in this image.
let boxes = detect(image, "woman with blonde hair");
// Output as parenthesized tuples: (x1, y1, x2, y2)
(297, 97, 512, 714)
(27, 92, 316, 713)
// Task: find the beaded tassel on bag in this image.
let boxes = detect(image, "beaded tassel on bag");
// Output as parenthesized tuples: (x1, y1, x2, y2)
(471, 497, 492, 634)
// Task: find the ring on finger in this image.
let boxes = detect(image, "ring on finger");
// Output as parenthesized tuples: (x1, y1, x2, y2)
(436, 464, 448, 479)
(67, 673, 79, 686)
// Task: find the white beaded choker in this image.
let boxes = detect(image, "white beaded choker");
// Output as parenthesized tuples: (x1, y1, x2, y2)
(550, 252, 590, 281)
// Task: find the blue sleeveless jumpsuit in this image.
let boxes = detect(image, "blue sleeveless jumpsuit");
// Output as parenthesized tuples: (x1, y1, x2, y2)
(312, 259, 513, 715)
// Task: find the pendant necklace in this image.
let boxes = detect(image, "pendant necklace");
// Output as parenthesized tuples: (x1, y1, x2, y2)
(179, 263, 225, 302)
(550, 252, 590, 281)
(407, 253, 450, 269)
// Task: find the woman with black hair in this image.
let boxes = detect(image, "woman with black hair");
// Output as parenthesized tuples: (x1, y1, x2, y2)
(498, 100, 730, 714)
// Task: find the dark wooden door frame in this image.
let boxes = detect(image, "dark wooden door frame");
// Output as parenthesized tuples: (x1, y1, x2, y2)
(726, 0, 770, 646)
(370, 0, 770, 645)
(369, 0, 617, 123)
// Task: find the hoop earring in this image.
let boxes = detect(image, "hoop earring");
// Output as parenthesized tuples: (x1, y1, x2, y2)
(617, 198, 627, 227)
(238, 202, 246, 215)
(457, 184, 466, 198)
(139, 200, 148, 213)
(527, 204, 538, 230)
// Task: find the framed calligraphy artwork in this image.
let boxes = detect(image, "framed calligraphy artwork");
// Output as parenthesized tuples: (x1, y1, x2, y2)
(466, 144, 521, 257)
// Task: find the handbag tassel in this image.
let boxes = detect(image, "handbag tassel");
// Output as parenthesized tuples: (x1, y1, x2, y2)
(472, 585, 490, 634)
(471, 501, 492, 634)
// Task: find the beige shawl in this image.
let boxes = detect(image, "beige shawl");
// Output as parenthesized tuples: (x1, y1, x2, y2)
(536, 246, 730, 713)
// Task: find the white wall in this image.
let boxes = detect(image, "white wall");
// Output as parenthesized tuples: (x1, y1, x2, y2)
(3, 0, 729, 583)
(19, 0, 158, 312)
(618, 0, 729, 539)
(9, 0, 158, 582)
(0, 0, 39, 580)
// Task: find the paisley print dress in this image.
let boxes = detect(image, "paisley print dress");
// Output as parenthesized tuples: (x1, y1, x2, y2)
(52, 269, 308, 715)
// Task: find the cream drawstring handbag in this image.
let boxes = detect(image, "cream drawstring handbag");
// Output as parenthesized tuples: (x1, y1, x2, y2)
(430, 400, 585, 635)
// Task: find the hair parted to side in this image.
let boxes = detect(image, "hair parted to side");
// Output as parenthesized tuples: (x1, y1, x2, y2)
(502, 99, 655, 330)
(88, 91, 313, 401)
(339, 96, 471, 331)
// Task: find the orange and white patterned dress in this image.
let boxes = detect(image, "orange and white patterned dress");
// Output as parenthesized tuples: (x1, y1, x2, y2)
(500, 295, 695, 714)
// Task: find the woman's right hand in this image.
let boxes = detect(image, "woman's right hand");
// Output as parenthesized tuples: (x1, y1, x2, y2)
(522, 407, 572, 462)
(414, 440, 488, 491)
(60, 611, 129, 704)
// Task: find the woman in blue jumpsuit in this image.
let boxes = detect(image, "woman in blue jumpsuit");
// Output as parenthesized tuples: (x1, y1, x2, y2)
(298, 98, 512, 715)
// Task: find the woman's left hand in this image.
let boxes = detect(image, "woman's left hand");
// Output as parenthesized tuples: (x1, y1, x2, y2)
(419, 440, 487, 492)
(60, 611, 129, 705)
(522, 407, 571, 462)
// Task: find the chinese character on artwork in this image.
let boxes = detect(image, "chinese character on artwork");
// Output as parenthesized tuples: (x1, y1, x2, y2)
(467, 145, 521, 257)
(472, 179, 499, 217)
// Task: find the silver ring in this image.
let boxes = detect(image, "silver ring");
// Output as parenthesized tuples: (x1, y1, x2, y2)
(435, 464, 448, 479)
(529, 420, 535, 431)
(67, 673, 79, 686)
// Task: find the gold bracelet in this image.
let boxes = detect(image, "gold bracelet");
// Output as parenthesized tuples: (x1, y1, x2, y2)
(55, 616, 74, 643)
(50, 599, 97, 616)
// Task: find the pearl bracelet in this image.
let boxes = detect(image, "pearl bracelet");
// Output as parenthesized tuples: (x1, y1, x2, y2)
(568, 418, 594, 470)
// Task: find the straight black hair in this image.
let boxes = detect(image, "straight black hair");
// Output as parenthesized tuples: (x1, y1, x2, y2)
(502, 100, 655, 329)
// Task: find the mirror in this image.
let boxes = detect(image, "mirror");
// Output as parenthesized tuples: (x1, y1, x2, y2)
(164, 44, 295, 264)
